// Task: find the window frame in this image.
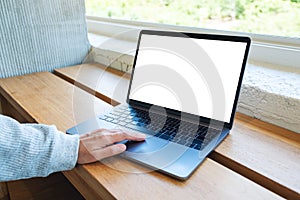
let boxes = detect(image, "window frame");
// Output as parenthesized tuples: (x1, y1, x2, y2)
(85, 16, 300, 134)
(86, 16, 300, 70)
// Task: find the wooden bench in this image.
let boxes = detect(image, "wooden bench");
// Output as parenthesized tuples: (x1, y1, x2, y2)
(0, 72, 112, 200)
(54, 63, 300, 199)
(54, 63, 130, 106)
(0, 70, 282, 199)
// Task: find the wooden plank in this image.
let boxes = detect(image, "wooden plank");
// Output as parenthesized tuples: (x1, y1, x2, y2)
(54, 63, 130, 106)
(7, 173, 83, 200)
(210, 113, 300, 199)
(0, 71, 282, 199)
(0, 88, 35, 123)
(0, 182, 9, 200)
(0, 94, 29, 123)
(0, 72, 112, 200)
(54, 63, 300, 199)
(72, 158, 283, 200)
(0, 72, 112, 131)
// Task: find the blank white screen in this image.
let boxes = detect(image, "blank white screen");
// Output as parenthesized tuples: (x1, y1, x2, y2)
(129, 34, 247, 123)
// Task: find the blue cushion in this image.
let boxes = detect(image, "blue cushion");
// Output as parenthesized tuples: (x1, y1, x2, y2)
(0, 0, 90, 78)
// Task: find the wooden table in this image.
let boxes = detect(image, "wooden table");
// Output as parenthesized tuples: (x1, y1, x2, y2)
(55, 63, 300, 199)
(0, 63, 298, 199)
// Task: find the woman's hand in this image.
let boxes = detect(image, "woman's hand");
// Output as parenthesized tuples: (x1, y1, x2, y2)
(77, 129, 146, 164)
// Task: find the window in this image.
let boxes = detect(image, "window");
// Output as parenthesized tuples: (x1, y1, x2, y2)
(85, 0, 300, 69)
(84, 1, 300, 133)
(85, 0, 300, 38)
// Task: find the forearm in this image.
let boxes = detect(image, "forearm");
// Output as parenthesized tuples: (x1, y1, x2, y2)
(0, 115, 79, 181)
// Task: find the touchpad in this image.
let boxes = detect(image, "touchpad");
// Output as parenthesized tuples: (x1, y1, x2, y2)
(125, 136, 169, 153)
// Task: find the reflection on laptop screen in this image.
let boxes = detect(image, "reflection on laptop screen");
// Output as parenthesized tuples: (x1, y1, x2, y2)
(129, 33, 248, 123)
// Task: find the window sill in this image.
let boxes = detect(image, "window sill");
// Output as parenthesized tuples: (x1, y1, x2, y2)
(87, 33, 300, 134)
(238, 64, 300, 133)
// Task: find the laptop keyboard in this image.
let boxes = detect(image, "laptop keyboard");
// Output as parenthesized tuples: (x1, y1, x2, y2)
(99, 105, 221, 150)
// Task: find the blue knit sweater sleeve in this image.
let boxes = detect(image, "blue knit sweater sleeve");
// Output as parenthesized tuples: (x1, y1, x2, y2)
(0, 115, 79, 181)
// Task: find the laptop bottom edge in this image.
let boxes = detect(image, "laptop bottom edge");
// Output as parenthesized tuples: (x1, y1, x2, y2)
(66, 116, 229, 180)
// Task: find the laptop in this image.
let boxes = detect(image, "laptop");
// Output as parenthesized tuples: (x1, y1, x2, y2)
(67, 30, 251, 180)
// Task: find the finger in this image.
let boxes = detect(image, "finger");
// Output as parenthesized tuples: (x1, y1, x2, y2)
(80, 129, 121, 148)
(123, 131, 146, 141)
(80, 129, 146, 149)
(80, 129, 105, 139)
(102, 128, 146, 138)
(82, 128, 146, 140)
(92, 144, 126, 160)
(105, 130, 146, 144)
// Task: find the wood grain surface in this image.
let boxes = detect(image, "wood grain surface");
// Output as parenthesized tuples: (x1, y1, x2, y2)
(54, 63, 300, 199)
(0, 70, 283, 199)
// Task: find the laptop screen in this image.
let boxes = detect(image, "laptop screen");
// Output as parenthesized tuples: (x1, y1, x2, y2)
(129, 31, 249, 123)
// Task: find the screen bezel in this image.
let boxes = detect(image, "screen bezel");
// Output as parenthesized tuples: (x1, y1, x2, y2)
(126, 30, 251, 129)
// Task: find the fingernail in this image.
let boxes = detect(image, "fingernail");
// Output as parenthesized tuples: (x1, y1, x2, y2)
(119, 144, 126, 151)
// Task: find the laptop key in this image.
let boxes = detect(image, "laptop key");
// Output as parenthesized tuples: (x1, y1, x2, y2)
(160, 134, 171, 141)
(105, 113, 117, 119)
(118, 121, 127, 126)
(194, 144, 202, 150)
(98, 115, 107, 120)
(105, 117, 114, 122)
(112, 119, 120, 124)
(192, 139, 203, 145)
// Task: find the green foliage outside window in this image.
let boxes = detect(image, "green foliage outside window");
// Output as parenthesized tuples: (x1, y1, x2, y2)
(86, 0, 300, 38)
